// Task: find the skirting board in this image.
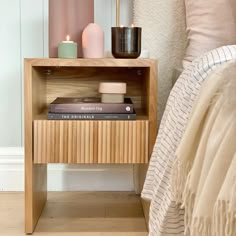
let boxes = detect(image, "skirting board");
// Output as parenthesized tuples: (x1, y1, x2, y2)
(0, 147, 133, 191)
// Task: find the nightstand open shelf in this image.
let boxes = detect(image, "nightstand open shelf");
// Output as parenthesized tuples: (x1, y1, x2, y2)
(24, 58, 157, 233)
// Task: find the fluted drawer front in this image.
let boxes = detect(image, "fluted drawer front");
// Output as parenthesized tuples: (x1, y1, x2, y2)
(34, 120, 148, 164)
(97, 121, 149, 164)
(34, 120, 98, 163)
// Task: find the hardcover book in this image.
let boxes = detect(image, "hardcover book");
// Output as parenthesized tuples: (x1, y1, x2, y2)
(49, 97, 134, 114)
(48, 111, 136, 120)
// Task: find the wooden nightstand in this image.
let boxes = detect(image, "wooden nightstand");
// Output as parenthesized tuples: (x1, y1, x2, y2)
(24, 58, 157, 233)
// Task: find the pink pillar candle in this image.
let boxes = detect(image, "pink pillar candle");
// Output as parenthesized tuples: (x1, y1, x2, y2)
(82, 23, 104, 58)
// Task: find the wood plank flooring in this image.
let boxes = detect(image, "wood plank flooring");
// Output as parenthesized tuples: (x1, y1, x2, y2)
(0, 192, 148, 236)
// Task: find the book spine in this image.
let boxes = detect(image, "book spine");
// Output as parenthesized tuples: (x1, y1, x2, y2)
(50, 103, 133, 114)
(48, 113, 136, 120)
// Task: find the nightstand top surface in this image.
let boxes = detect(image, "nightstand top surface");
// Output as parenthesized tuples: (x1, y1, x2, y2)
(24, 58, 157, 67)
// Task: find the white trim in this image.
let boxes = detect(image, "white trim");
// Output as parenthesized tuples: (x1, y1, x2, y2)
(0, 147, 24, 164)
(0, 159, 24, 164)
(0, 147, 134, 191)
(0, 147, 24, 156)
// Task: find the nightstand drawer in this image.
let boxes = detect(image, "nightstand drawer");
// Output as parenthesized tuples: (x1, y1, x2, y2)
(33, 120, 149, 164)
(97, 120, 149, 163)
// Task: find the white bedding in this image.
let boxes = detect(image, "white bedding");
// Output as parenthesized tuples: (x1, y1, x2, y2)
(142, 45, 236, 236)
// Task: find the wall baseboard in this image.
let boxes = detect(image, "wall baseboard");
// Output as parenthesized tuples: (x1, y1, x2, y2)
(0, 147, 134, 191)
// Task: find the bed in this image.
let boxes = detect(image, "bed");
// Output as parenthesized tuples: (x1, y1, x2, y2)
(134, 1, 236, 235)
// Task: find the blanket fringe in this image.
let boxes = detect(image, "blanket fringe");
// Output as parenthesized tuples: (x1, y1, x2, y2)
(181, 187, 196, 235)
(171, 160, 192, 204)
(212, 177, 236, 236)
(191, 216, 212, 236)
(230, 176, 236, 215)
(213, 200, 236, 236)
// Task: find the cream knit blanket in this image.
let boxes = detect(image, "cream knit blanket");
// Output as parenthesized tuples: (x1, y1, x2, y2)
(172, 61, 236, 235)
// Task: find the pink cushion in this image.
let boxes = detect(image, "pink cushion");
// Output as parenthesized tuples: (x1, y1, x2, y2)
(183, 0, 236, 65)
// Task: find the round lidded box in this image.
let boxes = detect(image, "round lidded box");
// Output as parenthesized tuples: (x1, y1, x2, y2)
(98, 82, 127, 103)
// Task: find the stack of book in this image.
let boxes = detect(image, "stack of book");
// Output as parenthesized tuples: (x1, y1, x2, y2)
(48, 97, 136, 120)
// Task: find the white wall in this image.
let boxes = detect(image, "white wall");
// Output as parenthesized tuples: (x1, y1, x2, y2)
(95, 0, 133, 51)
(0, 0, 22, 147)
(0, 0, 133, 191)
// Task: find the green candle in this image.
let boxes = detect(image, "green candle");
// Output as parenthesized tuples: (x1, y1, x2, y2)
(58, 35, 77, 58)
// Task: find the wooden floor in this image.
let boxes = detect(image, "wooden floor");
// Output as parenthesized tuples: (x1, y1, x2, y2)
(0, 192, 148, 236)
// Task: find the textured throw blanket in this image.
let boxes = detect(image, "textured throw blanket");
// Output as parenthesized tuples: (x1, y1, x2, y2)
(141, 45, 236, 236)
(172, 62, 236, 236)
(214, 152, 236, 236)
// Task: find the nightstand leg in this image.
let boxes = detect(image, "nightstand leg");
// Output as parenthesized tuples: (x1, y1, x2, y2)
(25, 163, 47, 234)
(133, 164, 150, 230)
(133, 164, 148, 194)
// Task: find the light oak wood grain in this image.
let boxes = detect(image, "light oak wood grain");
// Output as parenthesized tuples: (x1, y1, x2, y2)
(134, 60, 157, 194)
(24, 59, 47, 234)
(0, 192, 147, 236)
(148, 62, 158, 155)
(45, 68, 143, 109)
(34, 120, 148, 164)
(141, 198, 151, 231)
(26, 58, 156, 67)
(24, 58, 158, 233)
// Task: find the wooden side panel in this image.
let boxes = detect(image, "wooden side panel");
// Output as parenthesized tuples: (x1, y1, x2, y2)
(148, 61, 158, 155)
(97, 121, 149, 164)
(138, 61, 157, 226)
(141, 198, 150, 230)
(24, 59, 47, 234)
